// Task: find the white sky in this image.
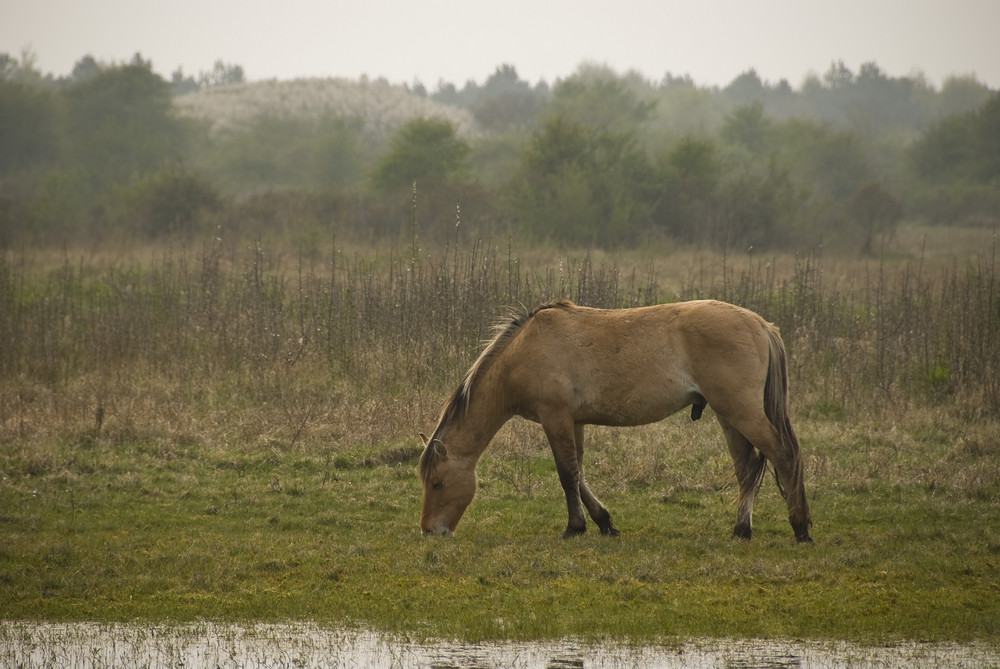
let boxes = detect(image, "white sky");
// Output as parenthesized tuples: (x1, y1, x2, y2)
(2, 0, 999, 90)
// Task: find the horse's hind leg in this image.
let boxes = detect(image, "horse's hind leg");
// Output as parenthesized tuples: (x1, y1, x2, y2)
(725, 412, 811, 543)
(717, 416, 766, 540)
(575, 424, 619, 536)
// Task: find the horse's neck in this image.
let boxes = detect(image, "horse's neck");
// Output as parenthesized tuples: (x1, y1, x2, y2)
(446, 388, 510, 462)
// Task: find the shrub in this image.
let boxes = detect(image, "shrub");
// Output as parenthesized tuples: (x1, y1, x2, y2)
(370, 117, 471, 194)
(107, 165, 221, 238)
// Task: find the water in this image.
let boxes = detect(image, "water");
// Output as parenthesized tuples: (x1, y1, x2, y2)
(2, 622, 997, 668)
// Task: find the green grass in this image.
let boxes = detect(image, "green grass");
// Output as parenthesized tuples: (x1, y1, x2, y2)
(2, 413, 998, 645)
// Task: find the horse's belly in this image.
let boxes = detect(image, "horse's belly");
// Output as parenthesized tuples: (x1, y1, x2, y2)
(574, 393, 694, 427)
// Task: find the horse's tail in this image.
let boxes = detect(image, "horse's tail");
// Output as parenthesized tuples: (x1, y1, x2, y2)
(763, 323, 804, 509)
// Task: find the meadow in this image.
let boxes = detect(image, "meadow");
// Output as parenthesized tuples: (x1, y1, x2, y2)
(1, 225, 998, 646)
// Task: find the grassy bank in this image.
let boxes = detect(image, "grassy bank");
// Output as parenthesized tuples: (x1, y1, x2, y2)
(1, 412, 998, 643)
(1, 229, 999, 644)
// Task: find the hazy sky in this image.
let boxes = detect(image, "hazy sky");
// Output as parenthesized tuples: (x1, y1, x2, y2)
(3, 0, 998, 90)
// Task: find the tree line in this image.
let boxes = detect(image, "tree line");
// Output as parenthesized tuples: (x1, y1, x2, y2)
(1, 51, 997, 250)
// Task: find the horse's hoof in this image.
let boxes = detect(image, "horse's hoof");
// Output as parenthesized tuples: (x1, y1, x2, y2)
(733, 525, 752, 541)
(601, 526, 621, 537)
(794, 521, 813, 543)
(562, 526, 586, 539)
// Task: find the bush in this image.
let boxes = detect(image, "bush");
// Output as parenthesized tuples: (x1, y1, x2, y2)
(371, 117, 470, 194)
(905, 179, 1000, 227)
(3, 170, 89, 244)
(64, 59, 185, 191)
(504, 116, 654, 245)
(0, 80, 62, 174)
(105, 165, 221, 238)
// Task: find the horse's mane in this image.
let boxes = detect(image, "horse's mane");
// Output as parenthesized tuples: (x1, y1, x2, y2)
(419, 299, 574, 482)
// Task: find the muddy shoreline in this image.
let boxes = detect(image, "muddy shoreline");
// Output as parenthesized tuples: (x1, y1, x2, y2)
(3, 622, 998, 668)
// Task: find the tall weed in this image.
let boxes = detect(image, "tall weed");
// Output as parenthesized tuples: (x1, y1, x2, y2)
(1, 236, 997, 454)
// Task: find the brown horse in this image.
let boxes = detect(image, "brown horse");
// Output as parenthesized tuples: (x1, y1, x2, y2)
(418, 299, 812, 542)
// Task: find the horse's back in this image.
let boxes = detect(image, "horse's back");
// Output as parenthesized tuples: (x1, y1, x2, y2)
(502, 300, 772, 426)
(520, 299, 769, 358)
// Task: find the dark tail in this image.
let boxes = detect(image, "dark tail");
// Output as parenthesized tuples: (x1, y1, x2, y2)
(763, 324, 805, 509)
(741, 449, 769, 509)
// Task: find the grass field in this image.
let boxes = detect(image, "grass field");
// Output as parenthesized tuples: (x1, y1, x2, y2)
(1, 226, 998, 645)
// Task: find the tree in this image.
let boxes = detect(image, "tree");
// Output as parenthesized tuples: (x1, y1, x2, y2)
(720, 157, 801, 248)
(771, 119, 872, 202)
(937, 75, 992, 118)
(0, 48, 44, 85)
(724, 69, 765, 105)
(850, 182, 902, 254)
(906, 96, 1000, 224)
(970, 96, 1000, 182)
(505, 115, 595, 241)
(0, 53, 15, 79)
(199, 60, 245, 88)
(523, 115, 591, 175)
(549, 67, 656, 135)
(721, 102, 772, 153)
(371, 117, 470, 193)
(471, 65, 546, 130)
(909, 112, 975, 182)
(170, 68, 199, 96)
(0, 79, 61, 173)
(823, 61, 854, 89)
(504, 113, 655, 244)
(653, 136, 722, 243)
(910, 96, 1000, 183)
(844, 61, 931, 137)
(69, 55, 101, 84)
(64, 57, 183, 190)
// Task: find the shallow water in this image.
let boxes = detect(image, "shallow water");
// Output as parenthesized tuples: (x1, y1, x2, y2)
(2, 622, 997, 668)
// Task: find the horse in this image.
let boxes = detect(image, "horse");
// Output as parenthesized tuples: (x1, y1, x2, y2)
(418, 299, 812, 543)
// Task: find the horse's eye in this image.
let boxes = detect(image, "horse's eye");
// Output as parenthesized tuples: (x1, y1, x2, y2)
(432, 481, 444, 490)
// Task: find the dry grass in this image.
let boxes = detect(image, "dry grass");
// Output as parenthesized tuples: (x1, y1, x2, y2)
(2, 228, 998, 454)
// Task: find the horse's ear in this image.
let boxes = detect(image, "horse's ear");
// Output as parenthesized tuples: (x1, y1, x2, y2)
(433, 440, 448, 459)
(420, 433, 430, 446)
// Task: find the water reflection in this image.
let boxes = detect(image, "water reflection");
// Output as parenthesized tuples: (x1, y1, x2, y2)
(547, 658, 585, 669)
(724, 646, 801, 668)
(1, 622, 996, 668)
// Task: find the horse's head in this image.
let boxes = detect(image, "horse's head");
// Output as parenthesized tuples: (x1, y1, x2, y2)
(418, 434, 476, 536)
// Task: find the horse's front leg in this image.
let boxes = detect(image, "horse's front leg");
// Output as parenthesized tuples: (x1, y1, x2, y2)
(574, 424, 619, 536)
(541, 417, 588, 538)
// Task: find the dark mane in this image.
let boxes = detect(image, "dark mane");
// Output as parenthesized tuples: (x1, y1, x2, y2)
(419, 299, 574, 482)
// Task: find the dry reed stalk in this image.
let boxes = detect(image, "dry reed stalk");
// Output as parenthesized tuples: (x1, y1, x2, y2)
(2, 239, 998, 455)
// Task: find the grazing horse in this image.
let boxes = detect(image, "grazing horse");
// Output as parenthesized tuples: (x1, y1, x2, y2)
(418, 299, 812, 542)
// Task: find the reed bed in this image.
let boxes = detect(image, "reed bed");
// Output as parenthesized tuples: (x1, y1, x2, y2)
(2, 233, 997, 453)
(0, 238, 657, 448)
